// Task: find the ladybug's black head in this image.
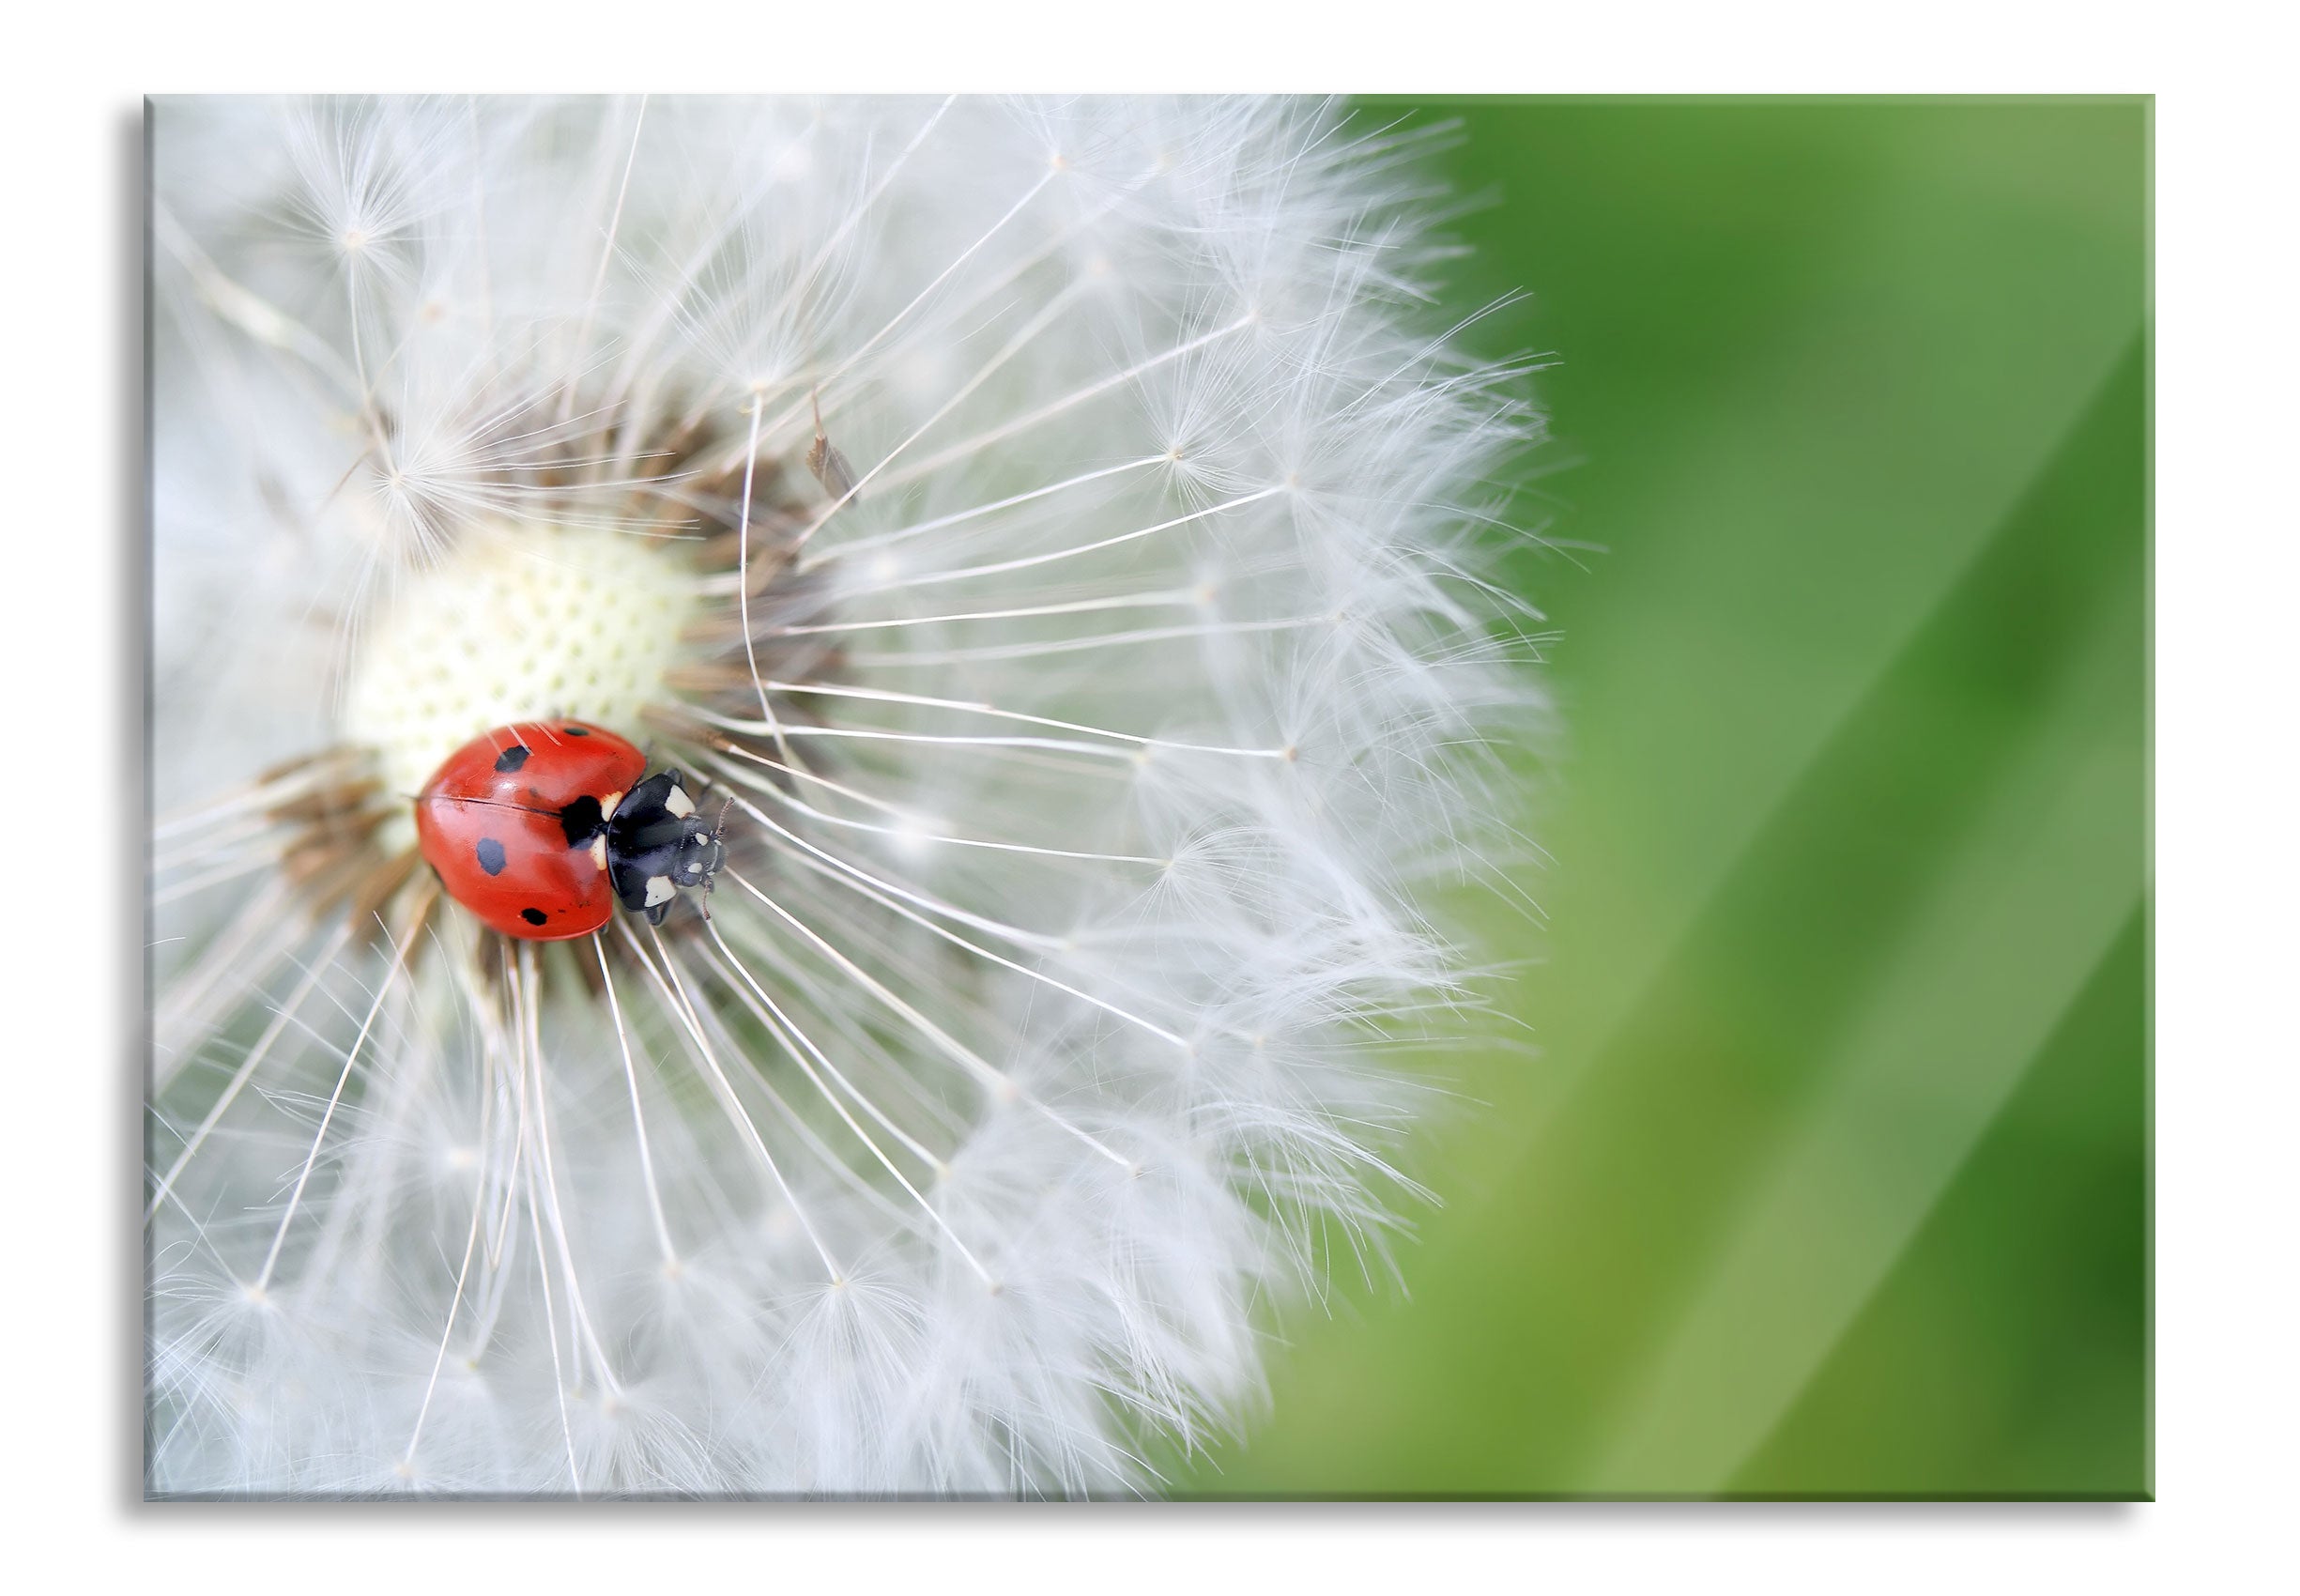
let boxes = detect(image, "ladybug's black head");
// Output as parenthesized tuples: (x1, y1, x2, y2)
(605, 769, 729, 926)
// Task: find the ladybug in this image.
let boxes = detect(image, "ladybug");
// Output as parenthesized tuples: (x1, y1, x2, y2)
(413, 720, 728, 942)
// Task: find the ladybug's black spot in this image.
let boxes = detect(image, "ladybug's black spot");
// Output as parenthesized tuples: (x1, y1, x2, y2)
(520, 907, 548, 927)
(494, 744, 531, 773)
(563, 726, 590, 736)
(475, 837, 508, 876)
(558, 794, 606, 848)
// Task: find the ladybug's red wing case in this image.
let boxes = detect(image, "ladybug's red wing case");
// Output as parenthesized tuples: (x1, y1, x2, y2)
(414, 721, 649, 942)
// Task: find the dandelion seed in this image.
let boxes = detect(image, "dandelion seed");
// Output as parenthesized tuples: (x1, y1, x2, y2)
(148, 94, 1547, 1496)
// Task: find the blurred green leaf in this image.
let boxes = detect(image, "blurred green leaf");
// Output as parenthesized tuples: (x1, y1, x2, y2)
(1729, 909, 2149, 1496)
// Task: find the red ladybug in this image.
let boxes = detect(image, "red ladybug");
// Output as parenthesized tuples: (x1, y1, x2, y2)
(414, 720, 728, 942)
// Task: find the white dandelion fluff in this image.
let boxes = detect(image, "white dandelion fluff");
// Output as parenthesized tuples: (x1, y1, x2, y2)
(147, 94, 1545, 1496)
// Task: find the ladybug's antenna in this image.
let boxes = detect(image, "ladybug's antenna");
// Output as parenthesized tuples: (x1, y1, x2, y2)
(699, 794, 735, 924)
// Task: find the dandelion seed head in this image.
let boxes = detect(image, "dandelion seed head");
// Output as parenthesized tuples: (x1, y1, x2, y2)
(148, 94, 1548, 1496)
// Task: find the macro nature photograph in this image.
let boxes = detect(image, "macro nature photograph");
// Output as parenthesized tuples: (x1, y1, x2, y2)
(142, 92, 2150, 1501)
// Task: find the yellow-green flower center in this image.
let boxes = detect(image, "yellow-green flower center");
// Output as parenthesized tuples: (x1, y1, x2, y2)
(344, 524, 699, 850)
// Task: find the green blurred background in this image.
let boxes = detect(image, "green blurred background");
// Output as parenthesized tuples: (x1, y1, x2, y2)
(1169, 99, 2149, 1498)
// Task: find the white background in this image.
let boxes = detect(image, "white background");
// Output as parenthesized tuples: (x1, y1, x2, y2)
(2, 3, 2287, 1588)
